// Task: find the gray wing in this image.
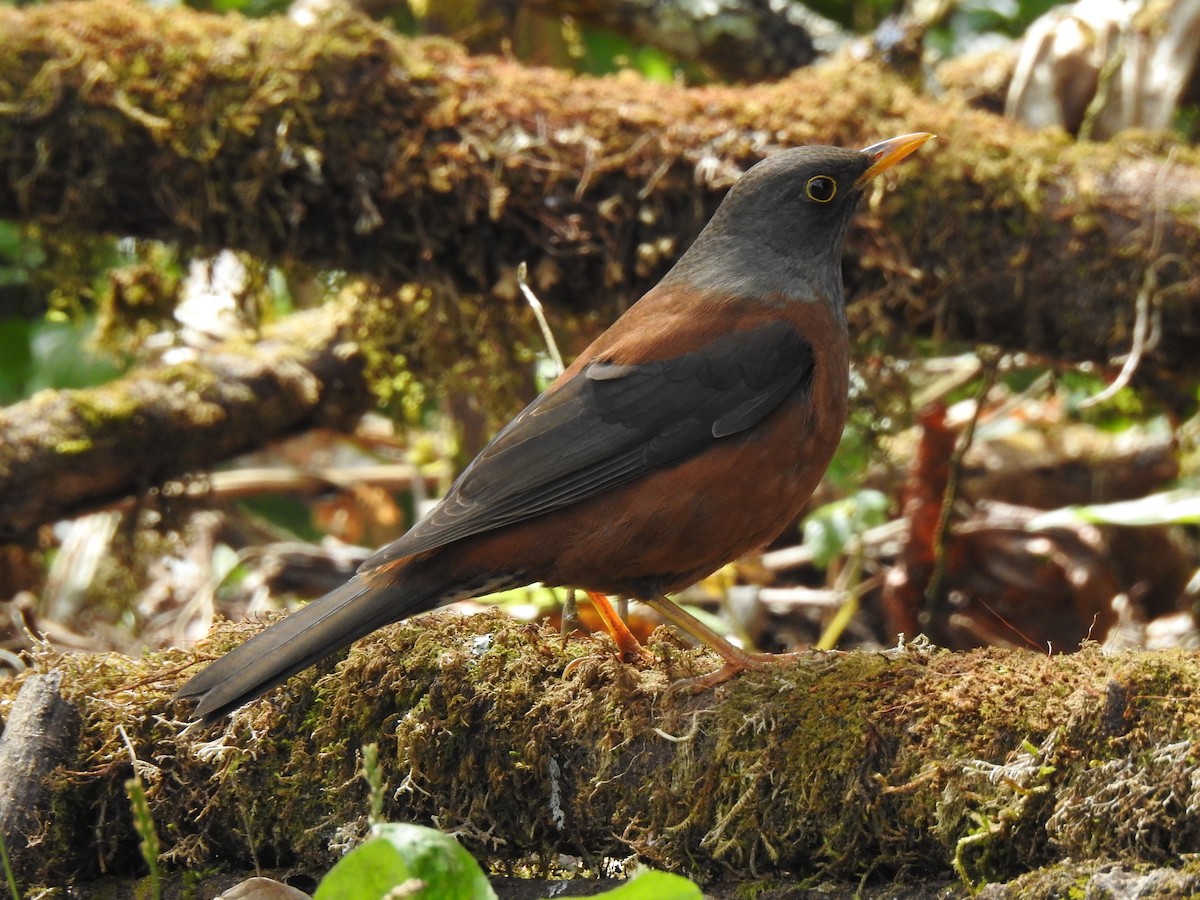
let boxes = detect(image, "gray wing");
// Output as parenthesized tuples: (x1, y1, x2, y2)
(359, 320, 815, 571)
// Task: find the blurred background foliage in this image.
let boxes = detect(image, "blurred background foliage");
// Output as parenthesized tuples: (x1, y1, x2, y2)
(0, 0, 1198, 663)
(0, 0, 1152, 408)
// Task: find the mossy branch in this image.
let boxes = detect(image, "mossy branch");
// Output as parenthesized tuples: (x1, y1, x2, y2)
(0, 298, 372, 543)
(519, 0, 826, 80)
(2, 1, 1200, 386)
(3, 613, 1200, 887)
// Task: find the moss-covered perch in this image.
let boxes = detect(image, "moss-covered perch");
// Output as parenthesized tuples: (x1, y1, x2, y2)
(4, 612, 1200, 890)
(3, 0, 1200, 386)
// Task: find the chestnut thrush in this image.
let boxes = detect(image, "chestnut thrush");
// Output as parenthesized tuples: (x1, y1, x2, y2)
(178, 133, 933, 720)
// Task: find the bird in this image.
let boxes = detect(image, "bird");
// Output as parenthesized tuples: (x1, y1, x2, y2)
(177, 132, 934, 721)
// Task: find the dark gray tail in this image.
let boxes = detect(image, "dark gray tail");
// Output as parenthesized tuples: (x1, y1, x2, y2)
(176, 572, 441, 722)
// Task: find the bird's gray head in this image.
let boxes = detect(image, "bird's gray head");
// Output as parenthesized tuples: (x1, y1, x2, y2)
(663, 134, 933, 311)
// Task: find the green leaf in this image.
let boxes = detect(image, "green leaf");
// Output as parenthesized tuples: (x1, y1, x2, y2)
(0, 219, 45, 286)
(314, 823, 496, 900)
(562, 869, 702, 900)
(0, 319, 33, 405)
(630, 47, 676, 84)
(1027, 490, 1200, 530)
(801, 489, 890, 568)
(27, 320, 124, 393)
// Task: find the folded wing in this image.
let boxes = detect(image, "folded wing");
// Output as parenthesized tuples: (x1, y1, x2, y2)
(361, 320, 816, 571)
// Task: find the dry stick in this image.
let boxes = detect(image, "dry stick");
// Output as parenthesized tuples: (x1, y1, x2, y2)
(814, 552, 873, 651)
(117, 725, 161, 900)
(760, 518, 907, 572)
(1077, 34, 1126, 142)
(101, 464, 438, 512)
(517, 261, 583, 627)
(517, 261, 565, 376)
(923, 350, 1002, 618)
(0, 672, 81, 868)
(975, 368, 1052, 423)
(1079, 148, 1176, 409)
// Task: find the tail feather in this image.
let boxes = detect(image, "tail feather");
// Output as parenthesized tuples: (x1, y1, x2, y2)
(176, 572, 442, 722)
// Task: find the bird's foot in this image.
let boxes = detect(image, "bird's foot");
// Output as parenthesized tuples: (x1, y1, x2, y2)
(640, 593, 843, 692)
(586, 590, 655, 664)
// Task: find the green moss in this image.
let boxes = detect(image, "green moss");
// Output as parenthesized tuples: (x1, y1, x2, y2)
(9, 626, 1200, 888)
(54, 437, 93, 454)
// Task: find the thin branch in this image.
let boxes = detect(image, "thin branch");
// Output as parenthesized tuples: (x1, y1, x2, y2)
(0, 301, 372, 542)
(1080, 148, 1176, 408)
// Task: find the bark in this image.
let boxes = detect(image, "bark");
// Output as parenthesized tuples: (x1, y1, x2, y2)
(522, 0, 831, 80)
(3, 613, 1200, 890)
(0, 300, 372, 543)
(0, 671, 82, 875)
(1, 1, 1200, 391)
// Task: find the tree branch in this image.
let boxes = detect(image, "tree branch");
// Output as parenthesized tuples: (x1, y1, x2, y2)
(523, 0, 834, 80)
(2, 1, 1200, 384)
(0, 671, 81, 875)
(3, 614, 1200, 887)
(0, 300, 372, 542)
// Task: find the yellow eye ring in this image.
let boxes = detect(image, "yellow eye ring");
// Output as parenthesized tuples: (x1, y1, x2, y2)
(805, 175, 837, 203)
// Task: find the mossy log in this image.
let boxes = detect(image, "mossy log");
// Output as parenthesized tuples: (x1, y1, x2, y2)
(0, 671, 81, 877)
(517, 0, 824, 80)
(3, 611, 1200, 889)
(2, 0, 1200, 389)
(0, 297, 373, 542)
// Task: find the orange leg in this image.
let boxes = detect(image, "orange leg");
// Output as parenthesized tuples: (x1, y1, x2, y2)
(586, 590, 652, 663)
(643, 594, 826, 691)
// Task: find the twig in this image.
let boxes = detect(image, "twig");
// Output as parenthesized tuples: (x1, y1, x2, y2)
(925, 349, 1001, 612)
(759, 519, 907, 572)
(119, 723, 161, 900)
(1080, 148, 1176, 408)
(815, 540, 867, 651)
(90, 464, 439, 517)
(517, 261, 565, 375)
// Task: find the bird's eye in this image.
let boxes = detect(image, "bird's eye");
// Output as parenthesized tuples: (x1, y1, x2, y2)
(805, 175, 837, 203)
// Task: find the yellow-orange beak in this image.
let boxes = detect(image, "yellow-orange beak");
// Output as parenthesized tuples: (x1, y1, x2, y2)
(856, 132, 935, 187)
